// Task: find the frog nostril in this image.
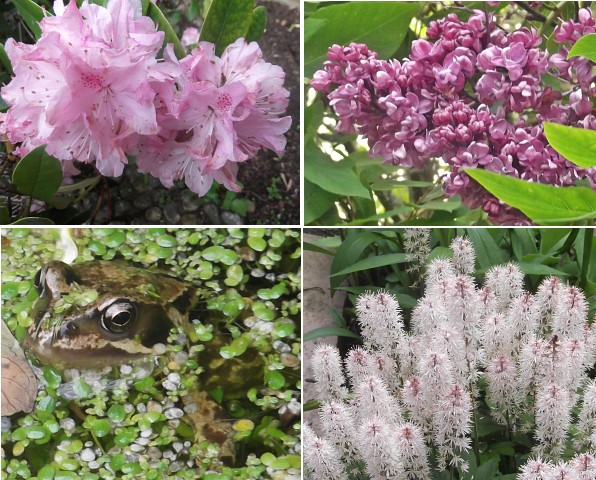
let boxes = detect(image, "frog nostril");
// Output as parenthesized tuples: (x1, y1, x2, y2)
(60, 321, 78, 337)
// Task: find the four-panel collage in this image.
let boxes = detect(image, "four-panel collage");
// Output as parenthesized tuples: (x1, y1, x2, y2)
(0, 1, 594, 480)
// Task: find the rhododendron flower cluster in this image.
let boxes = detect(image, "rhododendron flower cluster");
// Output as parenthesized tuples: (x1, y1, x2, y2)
(0, 0, 290, 195)
(305, 233, 596, 479)
(311, 9, 596, 224)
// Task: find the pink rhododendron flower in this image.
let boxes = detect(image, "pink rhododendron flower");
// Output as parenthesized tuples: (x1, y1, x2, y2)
(1, 0, 166, 176)
(135, 38, 291, 196)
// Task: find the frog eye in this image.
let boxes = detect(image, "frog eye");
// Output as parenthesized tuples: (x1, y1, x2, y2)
(101, 301, 136, 334)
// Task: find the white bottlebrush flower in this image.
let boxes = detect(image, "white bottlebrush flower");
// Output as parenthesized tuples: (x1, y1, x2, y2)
(320, 401, 358, 457)
(485, 354, 521, 425)
(311, 344, 348, 402)
(518, 457, 554, 480)
(345, 346, 372, 388)
(303, 423, 348, 480)
(355, 290, 404, 356)
(506, 293, 538, 350)
(485, 262, 525, 310)
(417, 349, 455, 423)
(402, 375, 426, 429)
(548, 461, 580, 480)
(404, 228, 431, 278)
(570, 452, 596, 480)
(534, 277, 563, 336)
(450, 236, 476, 276)
(352, 374, 403, 427)
(576, 380, 596, 449)
(552, 285, 588, 341)
(395, 422, 431, 480)
(483, 313, 515, 360)
(433, 383, 473, 473)
(534, 383, 572, 459)
(356, 415, 405, 480)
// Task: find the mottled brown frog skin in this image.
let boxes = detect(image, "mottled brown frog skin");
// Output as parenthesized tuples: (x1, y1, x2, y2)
(26, 259, 247, 465)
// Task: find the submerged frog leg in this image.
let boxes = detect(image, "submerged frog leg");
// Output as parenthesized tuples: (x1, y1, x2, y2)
(185, 389, 235, 466)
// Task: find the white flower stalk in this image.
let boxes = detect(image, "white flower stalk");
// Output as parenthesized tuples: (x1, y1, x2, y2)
(395, 422, 431, 480)
(478, 286, 498, 319)
(303, 423, 349, 480)
(356, 290, 404, 356)
(518, 335, 548, 400)
(534, 383, 572, 459)
(548, 462, 580, 480)
(534, 277, 563, 336)
(352, 374, 403, 427)
(570, 452, 596, 480)
(411, 295, 449, 336)
(404, 228, 431, 279)
(450, 236, 476, 276)
(345, 346, 373, 388)
(552, 286, 588, 341)
(424, 259, 457, 307)
(433, 383, 473, 473)
(402, 375, 426, 429)
(320, 401, 358, 457)
(507, 293, 538, 350)
(562, 339, 589, 393)
(485, 354, 521, 425)
(576, 380, 596, 449)
(517, 457, 553, 480)
(485, 262, 525, 310)
(312, 344, 348, 402)
(484, 313, 515, 360)
(371, 351, 401, 393)
(417, 349, 455, 424)
(357, 415, 404, 480)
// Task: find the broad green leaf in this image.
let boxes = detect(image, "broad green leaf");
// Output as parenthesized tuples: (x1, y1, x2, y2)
(344, 207, 412, 226)
(146, 3, 185, 58)
(12, 146, 63, 201)
(539, 229, 571, 254)
(465, 169, 596, 225)
(369, 179, 433, 190)
(200, 0, 254, 56)
(511, 228, 537, 260)
(518, 262, 568, 277)
(330, 231, 383, 290)
(567, 33, 596, 62)
(11, 217, 54, 225)
(245, 6, 267, 43)
(304, 179, 337, 225)
(12, 0, 47, 39)
(467, 229, 507, 270)
(304, 1, 420, 77)
(305, 142, 370, 198)
(330, 253, 408, 278)
(303, 326, 360, 342)
(544, 122, 596, 168)
(410, 197, 461, 212)
(0, 44, 13, 76)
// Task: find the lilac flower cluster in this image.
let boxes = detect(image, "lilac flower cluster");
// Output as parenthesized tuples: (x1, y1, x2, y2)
(0, 0, 290, 196)
(311, 9, 596, 224)
(305, 233, 596, 479)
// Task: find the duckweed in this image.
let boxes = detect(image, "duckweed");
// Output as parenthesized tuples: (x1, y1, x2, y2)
(1, 228, 301, 479)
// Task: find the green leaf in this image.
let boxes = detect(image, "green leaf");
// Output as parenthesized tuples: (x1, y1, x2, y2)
(305, 142, 370, 198)
(465, 169, 596, 225)
(518, 262, 569, 277)
(304, 179, 337, 225)
(0, 44, 13, 76)
(304, 1, 420, 77)
(245, 6, 267, 43)
(467, 229, 507, 269)
(200, 0, 254, 56)
(11, 217, 55, 225)
(330, 231, 383, 291)
(330, 253, 408, 278)
(12, 0, 48, 39)
(544, 122, 596, 168)
(146, 3, 185, 59)
(567, 33, 596, 62)
(303, 326, 361, 342)
(0, 206, 9, 224)
(12, 145, 63, 201)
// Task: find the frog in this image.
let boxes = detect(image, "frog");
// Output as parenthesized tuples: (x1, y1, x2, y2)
(24, 259, 263, 466)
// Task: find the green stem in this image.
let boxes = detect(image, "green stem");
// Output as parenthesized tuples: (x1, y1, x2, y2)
(537, 1, 567, 37)
(505, 410, 517, 472)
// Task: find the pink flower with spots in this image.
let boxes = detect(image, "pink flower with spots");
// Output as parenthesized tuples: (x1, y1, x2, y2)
(136, 38, 291, 196)
(1, 0, 166, 176)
